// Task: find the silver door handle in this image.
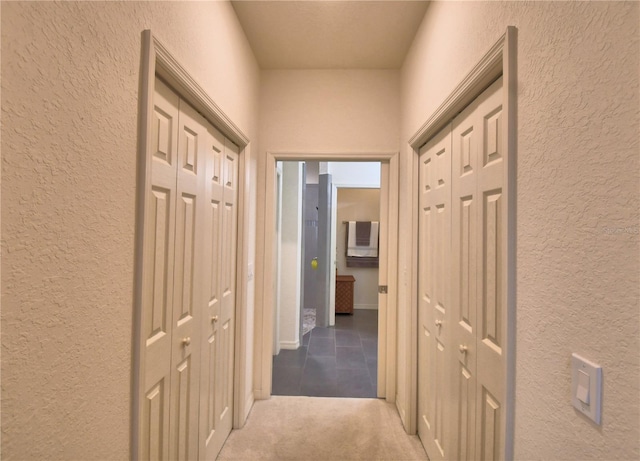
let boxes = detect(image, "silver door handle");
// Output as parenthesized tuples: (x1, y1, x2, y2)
(182, 337, 191, 346)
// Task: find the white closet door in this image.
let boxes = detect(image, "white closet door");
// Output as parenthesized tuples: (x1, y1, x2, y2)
(140, 78, 180, 461)
(199, 121, 225, 460)
(418, 76, 506, 461)
(450, 76, 506, 461)
(417, 125, 452, 461)
(169, 98, 207, 461)
(219, 137, 238, 424)
(450, 92, 482, 461)
(199, 125, 238, 459)
(473, 77, 506, 461)
(218, 138, 238, 438)
(141, 77, 237, 461)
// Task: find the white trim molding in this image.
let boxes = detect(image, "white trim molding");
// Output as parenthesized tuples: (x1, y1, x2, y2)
(150, 34, 249, 148)
(408, 30, 508, 150)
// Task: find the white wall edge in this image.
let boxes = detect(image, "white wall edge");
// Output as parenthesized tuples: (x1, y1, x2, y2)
(354, 304, 379, 310)
(279, 340, 301, 350)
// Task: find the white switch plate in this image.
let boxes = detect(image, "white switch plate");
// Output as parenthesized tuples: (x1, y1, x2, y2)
(571, 353, 602, 425)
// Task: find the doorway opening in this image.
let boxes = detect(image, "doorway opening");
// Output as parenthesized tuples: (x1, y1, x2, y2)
(271, 161, 382, 397)
(257, 151, 399, 404)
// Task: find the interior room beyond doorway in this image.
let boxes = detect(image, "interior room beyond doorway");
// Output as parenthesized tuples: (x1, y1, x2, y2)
(272, 161, 382, 398)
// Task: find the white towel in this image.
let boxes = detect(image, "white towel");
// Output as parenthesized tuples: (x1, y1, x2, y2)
(347, 221, 379, 257)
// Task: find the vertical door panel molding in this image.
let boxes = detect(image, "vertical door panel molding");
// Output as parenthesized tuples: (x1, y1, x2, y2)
(409, 26, 517, 457)
(134, 30, 249, 460)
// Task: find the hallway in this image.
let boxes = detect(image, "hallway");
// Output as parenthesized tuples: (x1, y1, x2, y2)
(216, 396, 427, 460)
(2, 2, 638, 460)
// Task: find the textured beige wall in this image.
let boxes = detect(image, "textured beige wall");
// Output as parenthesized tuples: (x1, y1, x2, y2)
(1, 2, 260, 459)
(336, 188, 381, 310)
(259, 70, 400, 153)
(401, 1, 639, 459)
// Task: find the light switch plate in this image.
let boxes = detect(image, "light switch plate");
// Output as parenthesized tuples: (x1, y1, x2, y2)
(571, 353, 602, 425)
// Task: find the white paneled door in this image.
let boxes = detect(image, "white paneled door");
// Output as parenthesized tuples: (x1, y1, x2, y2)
(418, 125, 452, 461)
(139, 77, 237, 461)
(140, 77, 179, 461)
(199, 125, 238, 459)
(418, 77, 507, 461)
(170, 91, 207, 461)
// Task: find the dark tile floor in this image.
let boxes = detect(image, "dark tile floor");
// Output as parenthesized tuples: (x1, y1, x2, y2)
(272, 310, 378, 398)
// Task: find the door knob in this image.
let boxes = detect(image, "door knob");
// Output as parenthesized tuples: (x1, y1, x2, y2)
(435, 320, 442, 327)
(182, 337, 191, 346)
(459, 344, 468, 353)
(211, 315, 219, 323)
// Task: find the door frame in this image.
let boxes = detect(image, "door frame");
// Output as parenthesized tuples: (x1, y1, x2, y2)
(256, 151, 399, 401)
(405, 26, 517, 455)
(132, 29, 251, 458)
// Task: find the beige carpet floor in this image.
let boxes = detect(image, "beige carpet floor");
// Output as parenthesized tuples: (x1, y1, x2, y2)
(216, 396, 429, 461)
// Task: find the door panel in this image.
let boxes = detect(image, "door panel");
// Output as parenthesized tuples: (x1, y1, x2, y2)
(218, 139, 238, 431)
(475, 77, 506, 461)
(418, 76, 506, 461)
(479, 387, 501, 461)
(173, 357, 194, 461)
(141, 78, 179, 461)
(169, 99, 207, 461)
(417, 125, 452, 461)
(199, 125, 225, 458)
(456, 363, 474, 461)
(142, 77, 238, 461)
(451, 95, 480, 461)
(199, 127, 238, 459)
(143, 377, 170, 461)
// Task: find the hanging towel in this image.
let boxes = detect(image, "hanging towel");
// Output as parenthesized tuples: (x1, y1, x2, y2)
(355, 221, 372, 246)
(347, 221, 379, 257)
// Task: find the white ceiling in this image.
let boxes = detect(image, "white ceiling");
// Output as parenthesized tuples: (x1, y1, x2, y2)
(231, 1, 430, 69)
